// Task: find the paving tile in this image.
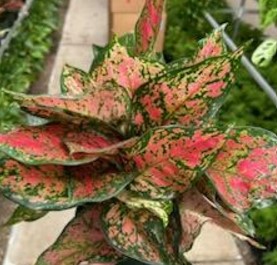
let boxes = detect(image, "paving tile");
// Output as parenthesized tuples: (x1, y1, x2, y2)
(186, 223, 242, 262)
(62, 0, 109, 46)
(48, 0, 109, 94)
(3, 210, 75, 265)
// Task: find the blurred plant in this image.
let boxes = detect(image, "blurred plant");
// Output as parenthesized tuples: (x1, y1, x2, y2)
(259, 0, 277, 29)
(0, 0, 61, 132)
(0, 0, 23, 15)
(251, 39, 277, 67)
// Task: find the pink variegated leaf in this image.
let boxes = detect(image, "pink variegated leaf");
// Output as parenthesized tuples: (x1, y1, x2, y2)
(131, 50, 242, 135)
(0, 159, 135, 210)
(124, 126, 226, 199)
(64, 131, 138, 156)
(168, 27, 227, 71)
(178, 188, 249, 253)
(135, 0, 165, 55)
(60, 64, 92, 96)
(101, 201, 179, 265)
(4, 82, 131, 128)
(90, 39, 165, 95)
(207, 127, 277, 214)
(193, 26, 227, 64)
(0, 123, 124, 166)
(36, 204, 122, 265)
(0, 123, 101, 165)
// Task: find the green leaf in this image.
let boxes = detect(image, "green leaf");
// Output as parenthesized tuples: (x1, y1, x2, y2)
(135, 0, 165, 55)
(60, 64, 92, 96)
(259, 0, 277, 28)
(207, 127, 277, 213)
(131, 50, 242, 135)
(117, 191, 173, 227)
(3, 205, 47, 227)
(251, 39, 277, 67)
(0, 159, 135, 210)
(90, 39, 165, 95)
(125, 126, 227, 200)
(90, 44, 106, 72)
(101, 201, 179, 265)
(36, 204, 122, 265)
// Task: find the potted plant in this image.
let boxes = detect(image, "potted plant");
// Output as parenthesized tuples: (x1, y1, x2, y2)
(0, 0, 276, 264)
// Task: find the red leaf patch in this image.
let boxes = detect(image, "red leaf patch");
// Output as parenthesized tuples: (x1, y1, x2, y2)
(0, 159, 135, 210)
(90, 39, 164, 95)
(125, 126, 226, 199)
(131, 50, 242, 134)
(207, 127, 277, 213)
(193, 27, 227, 64)
(0, 123, 99, 165)
(4, 82, 131, 128)
(135, 0, 165, 55)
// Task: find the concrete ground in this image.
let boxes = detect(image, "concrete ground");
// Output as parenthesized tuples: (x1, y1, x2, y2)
(227, 0, 277, 37)
(3, 0, 265, 264)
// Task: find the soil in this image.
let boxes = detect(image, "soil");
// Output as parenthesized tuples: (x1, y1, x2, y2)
(0, 0, 69, 263)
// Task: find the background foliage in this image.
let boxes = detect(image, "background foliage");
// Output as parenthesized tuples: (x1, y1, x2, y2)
(0, 0, 61, 132)
(259, 0, 277, 28)
(164, 1, 277, 264)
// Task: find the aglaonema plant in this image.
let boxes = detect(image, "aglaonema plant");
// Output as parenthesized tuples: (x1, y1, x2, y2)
(0, 0, 277, 264)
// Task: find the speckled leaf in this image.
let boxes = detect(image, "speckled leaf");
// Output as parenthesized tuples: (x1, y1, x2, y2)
(125, 126, 226, 199)
(90, 39, 164, 95)
(101, 201, 178, 265)
(36, 204, 122, 265)
(168, 27, 227, 71)
(117, 191, 173, 226)
(60, 64, 92, 96)
(207, 127, 277, 213)
(0, 123, 102, 165)
(135, 0, 165, 55)
(3, 206, 47, 227)
(4, 82, 131, 128)
(0, 159, 135, 210)
(178, 188, 247, 253)
(193, 27, 226, 63)
(131, 50, 242, 134)
(64, 132, 138, 156)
